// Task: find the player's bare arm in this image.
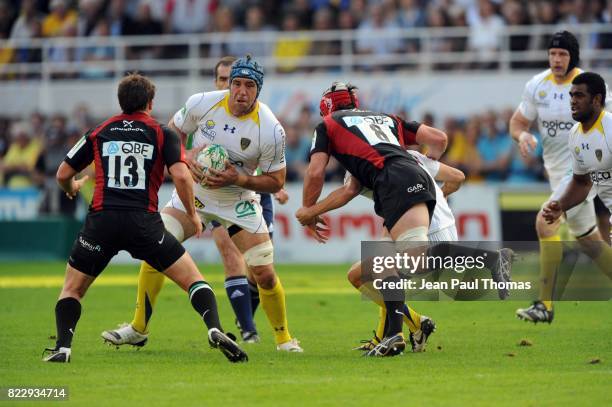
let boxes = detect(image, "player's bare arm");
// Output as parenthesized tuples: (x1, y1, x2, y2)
(415, 125, 448, 159)
(543, 173, 593, 224)
(169, 161, 203, 237)
(56, 162, 89, 200)
(205, 165, 285, 193)
(509, 109, 538, 158)
(436, 163, 465, 197)
(302, 152, 329, 208)
(296, 175, 361, 226)
(300, 152, 331, 241)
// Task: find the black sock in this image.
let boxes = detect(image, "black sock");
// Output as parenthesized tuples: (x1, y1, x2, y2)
(380, 275, 405, 337)
(248, 279, 260, 315)
(382, 311, 390, 338)
(188, 281, 221, 331)
(384, 301, 404, 337)
(55, 297, 81, 349)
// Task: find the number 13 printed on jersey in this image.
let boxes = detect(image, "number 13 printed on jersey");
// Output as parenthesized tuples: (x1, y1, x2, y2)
(102, 141, 153, 189)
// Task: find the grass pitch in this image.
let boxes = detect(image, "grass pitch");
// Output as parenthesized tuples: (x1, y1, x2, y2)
(0, 262, 610, 406)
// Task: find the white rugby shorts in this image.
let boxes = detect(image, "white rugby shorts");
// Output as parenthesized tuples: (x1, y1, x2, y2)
(165, 190, 269, 234)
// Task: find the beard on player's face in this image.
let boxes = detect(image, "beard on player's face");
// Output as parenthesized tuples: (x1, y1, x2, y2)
(571, 102, 594, 122)
(229, 79, 257, 116)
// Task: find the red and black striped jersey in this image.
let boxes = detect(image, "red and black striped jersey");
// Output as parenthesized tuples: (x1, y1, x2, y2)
(64, 112, 185, 212)
(310, 109, 421, 189)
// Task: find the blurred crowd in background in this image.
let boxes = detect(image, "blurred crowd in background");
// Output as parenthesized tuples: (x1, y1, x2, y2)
(1, 0, 612, 77)
(0, 0, 607, 218)
(0, 102, 545, 217)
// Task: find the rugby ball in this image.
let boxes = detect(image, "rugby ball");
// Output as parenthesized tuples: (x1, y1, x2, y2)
(196, 144, 228, 187)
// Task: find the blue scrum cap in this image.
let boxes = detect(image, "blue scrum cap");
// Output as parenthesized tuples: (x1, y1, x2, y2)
(229, 54, 264, 97)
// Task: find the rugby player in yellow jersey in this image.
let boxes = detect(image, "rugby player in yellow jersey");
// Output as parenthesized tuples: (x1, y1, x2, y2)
(102, 55, 302, 352)
(543, 71, 612, 278)
(510, 31, 612, 323)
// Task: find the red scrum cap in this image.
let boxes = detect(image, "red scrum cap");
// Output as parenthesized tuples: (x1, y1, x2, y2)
(319, 82, 360, 117)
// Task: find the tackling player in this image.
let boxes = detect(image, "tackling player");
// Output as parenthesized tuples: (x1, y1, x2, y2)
(104, 55, 302, 352)
(303, 82, 446, 356)
(43, 74, 247, 363)
(298, 147, 513, 351)
(298, 150, 461, 352)
(543, 72, 612, 271)
(510, 31, 612, 323)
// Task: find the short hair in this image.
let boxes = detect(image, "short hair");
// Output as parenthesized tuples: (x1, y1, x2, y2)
(117, 73, 156, 114)
(572, 72, 607, 105)
(214, 56, 237, 79)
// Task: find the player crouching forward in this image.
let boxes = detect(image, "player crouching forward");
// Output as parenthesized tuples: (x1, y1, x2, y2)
(543, 72, 612, 277)
(302, 82, 445, 357)
(297, 150, 460, 353)
(298, 149, 514, 352)
(103, 55, 301, 352)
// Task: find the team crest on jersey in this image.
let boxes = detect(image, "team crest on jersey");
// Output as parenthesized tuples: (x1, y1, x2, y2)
(595, 149, 603, 162)
(199, 121, 216, 141)
(538, 90, 547, 99)
(240, 138, 251, 150)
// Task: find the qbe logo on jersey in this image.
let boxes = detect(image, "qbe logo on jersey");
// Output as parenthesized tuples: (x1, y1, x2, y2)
(103, 141, 153, 190)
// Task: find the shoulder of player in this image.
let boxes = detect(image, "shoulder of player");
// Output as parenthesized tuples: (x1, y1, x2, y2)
(160, 123, 179, 137)
(602, 111, 612, 136)
(186, 90, 227, 113)
(602, 112, 612, 152)
(256, 101, 279, 123)
(568, 121, 581, 138)
(257, 101, 283, 133)
(526, 69, 553, 91)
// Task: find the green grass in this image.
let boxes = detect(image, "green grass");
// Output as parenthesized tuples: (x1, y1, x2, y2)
(0, 262, 610, 406)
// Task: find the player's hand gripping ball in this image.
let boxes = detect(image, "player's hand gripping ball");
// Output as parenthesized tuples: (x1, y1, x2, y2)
(196, 144, 228, 187)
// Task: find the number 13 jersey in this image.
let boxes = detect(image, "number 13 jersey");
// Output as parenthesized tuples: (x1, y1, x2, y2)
(64, 111, 185, 212)
(310, 109, 421, 190)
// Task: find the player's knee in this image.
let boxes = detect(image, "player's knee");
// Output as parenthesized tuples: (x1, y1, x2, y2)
(535, 210, 559, 238)
(161, 212, 185, 242)
(347, 262, 361, 288)
(243, 240, 274, 267)
(251, 266, 276, 289)
(396, 226, 428, 242)
(395, 226, 428, 252)
(243, 241, 275, 287)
